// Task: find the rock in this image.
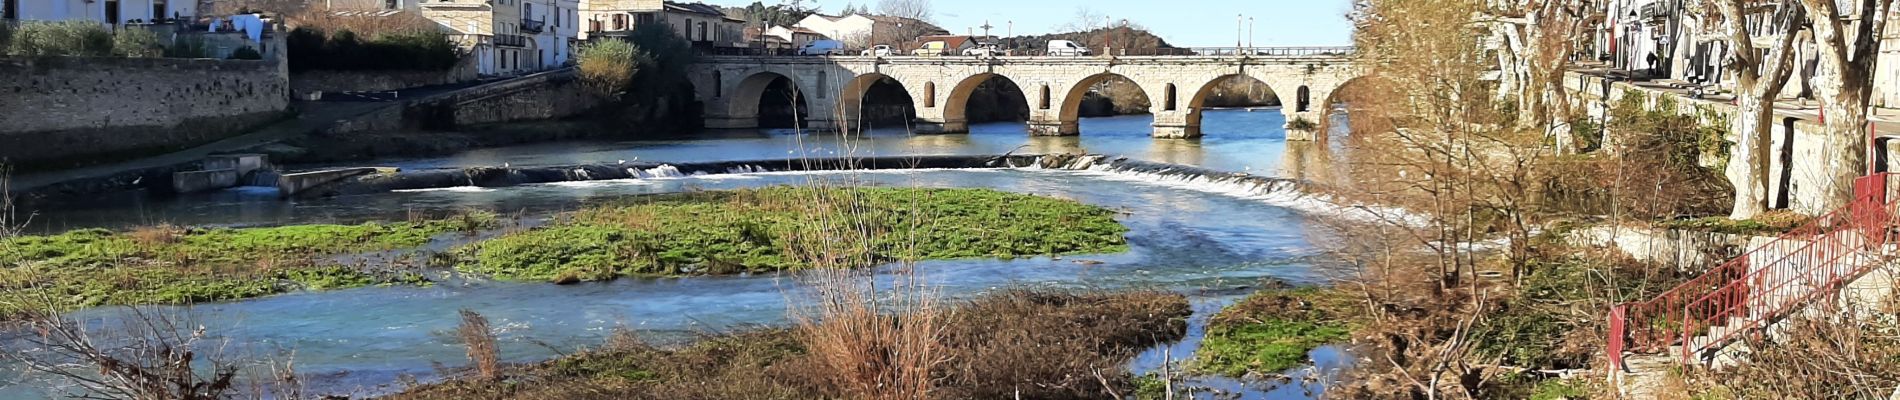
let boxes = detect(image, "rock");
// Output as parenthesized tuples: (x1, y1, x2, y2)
(1072, 259, 1105, 265)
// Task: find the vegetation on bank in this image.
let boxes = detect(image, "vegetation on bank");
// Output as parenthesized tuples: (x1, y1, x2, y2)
(389, 290, 1190, 400)
(0, 211, 494, 317)
(1193, 288, 1354, 377)
(457, 187, 1130, 282)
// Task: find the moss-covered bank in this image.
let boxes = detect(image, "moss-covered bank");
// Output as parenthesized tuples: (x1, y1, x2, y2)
(1193, 288, 1355, 377)
(457, 187, 1131, 282)
(0, 211, 494, 317)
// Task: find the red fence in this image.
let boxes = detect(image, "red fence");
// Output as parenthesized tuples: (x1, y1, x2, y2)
(1609, 173, 1897, 367)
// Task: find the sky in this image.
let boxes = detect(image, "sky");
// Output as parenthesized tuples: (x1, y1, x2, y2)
(701, 0, 1356, 47)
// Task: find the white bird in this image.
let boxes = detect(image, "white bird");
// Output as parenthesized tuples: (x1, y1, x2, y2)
(503, 162, 511, 168)
(618, 160, 626, 165)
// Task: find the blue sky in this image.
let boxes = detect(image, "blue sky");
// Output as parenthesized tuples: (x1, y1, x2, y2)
(702, 0, 1356, 47)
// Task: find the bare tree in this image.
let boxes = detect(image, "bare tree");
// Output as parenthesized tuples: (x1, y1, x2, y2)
(1794, 0, 1896, 210)
(1705, 0, 1806, 218)
(1483, 0, 1587, 149)
(2, 300, 239, 400)
(875, 0, 931, 23)
(456, 309, 500, 381)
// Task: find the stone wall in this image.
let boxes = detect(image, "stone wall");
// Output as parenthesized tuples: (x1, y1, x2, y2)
(0, 53, 289, 169)
(1564, 71, 1838, 216)
(289, 56, 479, 96)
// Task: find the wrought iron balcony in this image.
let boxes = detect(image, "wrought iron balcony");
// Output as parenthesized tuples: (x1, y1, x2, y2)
(495, 34, 527, 47)
(521, 18, 545, 34)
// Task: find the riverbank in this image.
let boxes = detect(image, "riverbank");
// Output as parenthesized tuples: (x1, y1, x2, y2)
(387, 290, 1191, 400)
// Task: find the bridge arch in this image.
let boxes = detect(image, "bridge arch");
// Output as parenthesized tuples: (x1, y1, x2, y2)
(939, 72, 1034, 134)
(1054, 72, 1155, 129)
(837, 72, 917, 130)
(725, 71, 815, 129)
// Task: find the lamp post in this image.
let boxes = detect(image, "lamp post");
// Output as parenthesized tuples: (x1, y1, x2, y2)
(1248, 17, 1255, 49)
(1235, 14, 1243, 49)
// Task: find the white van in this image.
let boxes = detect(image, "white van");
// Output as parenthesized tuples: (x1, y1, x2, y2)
(799, 40, 847, 56)
(1048, 40, 1091, 56)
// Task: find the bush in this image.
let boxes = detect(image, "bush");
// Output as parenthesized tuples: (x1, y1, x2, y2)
(110, 26, 164, 58)
(577, 39, 644, 99)
(227, 46, 262, 60)
(8, 20, 114, 57)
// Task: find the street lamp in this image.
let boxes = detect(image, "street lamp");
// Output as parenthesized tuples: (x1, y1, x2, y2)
(1236, 14, 1243, 49)
(1248, 17, 1255, 49)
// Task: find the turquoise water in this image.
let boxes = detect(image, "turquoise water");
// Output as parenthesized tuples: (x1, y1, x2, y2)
(5, 109, 1357, 398)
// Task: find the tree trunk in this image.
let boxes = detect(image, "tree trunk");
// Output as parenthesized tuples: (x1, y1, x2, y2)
(1811, 90, 1869, 211)
(1726, 92, 1776, 218)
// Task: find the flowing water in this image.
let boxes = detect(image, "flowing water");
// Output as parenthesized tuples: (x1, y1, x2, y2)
(7, 109, 1359, 398)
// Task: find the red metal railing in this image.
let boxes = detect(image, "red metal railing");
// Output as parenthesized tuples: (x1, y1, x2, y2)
(1609, 173, 1897, 366)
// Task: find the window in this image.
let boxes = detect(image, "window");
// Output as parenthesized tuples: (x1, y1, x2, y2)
(552, 6, 559, 27)
(153, 0, 166, 21)
(1163, 83, 1177, 111)
(105, 0, 120, 25)
(1038, 85, 1051, 110)
(698, 22, 707, 42)
(613, 14, 627, 30)
(3, 0, 14, 20)
(924, 82, 936, 108)
(684, 19, 693, 39)
(1295, 86, 1311, 112)
(637, 13, 654, 25)
(590, 19, 602, 32)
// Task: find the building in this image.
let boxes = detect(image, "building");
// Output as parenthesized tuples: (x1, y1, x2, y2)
(911, 34, 977, 55)
(421, 0, 570, 76)
(5, 0, 196, 24)
(521, 0, 581, 68)
(794, 13, 945, 48)
(765, 25, 827, 48)
(579, 0, 746, 51)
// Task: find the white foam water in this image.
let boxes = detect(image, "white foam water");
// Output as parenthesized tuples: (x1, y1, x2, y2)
(1026, 155, 1425, 226)
(393, 186, 497, 193)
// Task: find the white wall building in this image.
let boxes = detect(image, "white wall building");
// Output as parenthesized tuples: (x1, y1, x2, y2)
(6, 0, 196, 24)
(765, 25, 826, 48)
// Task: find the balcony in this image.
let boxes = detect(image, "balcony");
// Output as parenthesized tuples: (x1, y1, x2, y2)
(521, 18, 545, 34)
(495, 34, 527, 47)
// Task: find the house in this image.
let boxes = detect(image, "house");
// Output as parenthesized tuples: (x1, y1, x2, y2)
(765, 25, 827, 48)
(794, 13, 945, 48)
(911, 34, 977, 55)
(419, 0, 537, 76)
(578, 0, 746, 51)
(5, 0, 196, 25)
(520, 0, 582, 68)
(746, 27, 794, 52)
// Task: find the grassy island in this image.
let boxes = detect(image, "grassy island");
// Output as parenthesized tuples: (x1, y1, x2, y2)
(1192, 288, 1354, 377)
(0, 211, 494, 317)
(459, 187, 1130, 282)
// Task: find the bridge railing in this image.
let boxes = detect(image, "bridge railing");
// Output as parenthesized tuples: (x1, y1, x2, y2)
(693, 46, 1354, 58)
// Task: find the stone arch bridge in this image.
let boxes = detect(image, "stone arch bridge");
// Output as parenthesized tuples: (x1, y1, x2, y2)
(687, 50, 1362, 140)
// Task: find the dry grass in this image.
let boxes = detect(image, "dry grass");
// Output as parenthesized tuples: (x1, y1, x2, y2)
(1683, 298, 1900, 398)
(389, 290, 1190, 400)
(458, 309, 501, 381)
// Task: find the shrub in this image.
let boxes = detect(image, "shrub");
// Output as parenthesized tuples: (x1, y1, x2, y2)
(8, 20, 114, 57)
(110, 26, 164, 58)
(577, 39, 643, 99)
(1286, 116, 1320, 132)
(227, 46, 262, 60)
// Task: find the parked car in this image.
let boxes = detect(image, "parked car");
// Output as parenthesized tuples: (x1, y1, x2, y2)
(964, 43, 1001, 57)
(1047, 40, 1091, 56)
(799, 40, 847, 56)
(861, 44, 894, 57)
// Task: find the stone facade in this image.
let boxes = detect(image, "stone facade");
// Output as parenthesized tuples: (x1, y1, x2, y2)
(0, 54, 289, 169)
(689, 55, 1362, 140)
(578, 0, 745, 49)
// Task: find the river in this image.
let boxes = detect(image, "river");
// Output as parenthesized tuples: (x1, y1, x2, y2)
(6, 109, 1358, 399)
